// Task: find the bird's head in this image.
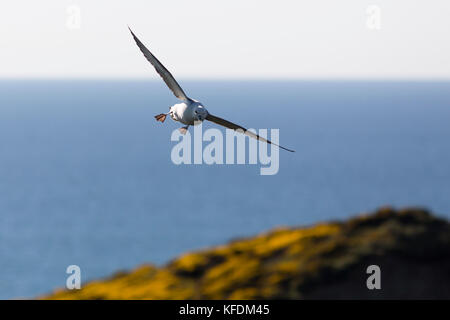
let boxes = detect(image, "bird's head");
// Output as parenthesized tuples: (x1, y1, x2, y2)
(193, 105, 208, 122)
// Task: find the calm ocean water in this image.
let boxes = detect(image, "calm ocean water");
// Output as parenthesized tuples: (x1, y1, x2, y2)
(0, 80, 449, 299)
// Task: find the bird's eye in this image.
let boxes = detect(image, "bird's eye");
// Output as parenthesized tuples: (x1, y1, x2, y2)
(195, 111, 198, 114)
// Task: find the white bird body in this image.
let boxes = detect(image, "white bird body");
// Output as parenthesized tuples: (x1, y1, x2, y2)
(169, 100, 208, 126)
(128, 27, 294, 152)
(169, 102, 190, 123)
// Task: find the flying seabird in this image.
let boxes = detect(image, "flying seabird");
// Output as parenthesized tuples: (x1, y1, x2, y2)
(128, 27, 294, 152)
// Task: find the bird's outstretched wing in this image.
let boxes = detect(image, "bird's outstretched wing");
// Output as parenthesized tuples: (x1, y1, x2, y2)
(128, 27, 190, 102)
(206, 114, 295, 152)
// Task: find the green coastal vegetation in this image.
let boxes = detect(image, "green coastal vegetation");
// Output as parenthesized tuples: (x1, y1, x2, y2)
(43, 207, 450, 299)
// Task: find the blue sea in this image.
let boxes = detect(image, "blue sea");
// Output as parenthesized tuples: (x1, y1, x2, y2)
(0, 80, 449, 299)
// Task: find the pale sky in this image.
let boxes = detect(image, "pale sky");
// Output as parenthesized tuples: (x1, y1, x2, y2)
(1, 0, 450, 79)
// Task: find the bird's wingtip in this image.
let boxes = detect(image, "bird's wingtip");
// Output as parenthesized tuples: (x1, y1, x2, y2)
(281, 146, 295, 152)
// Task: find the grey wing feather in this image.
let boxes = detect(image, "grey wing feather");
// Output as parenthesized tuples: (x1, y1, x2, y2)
(129, 27, 189, 101)
(206, 114, 295, 152)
